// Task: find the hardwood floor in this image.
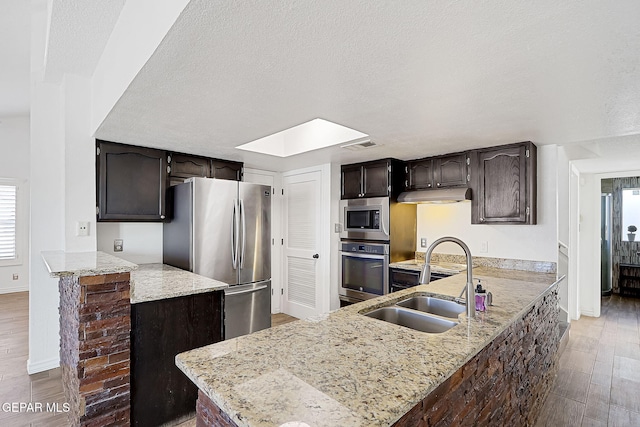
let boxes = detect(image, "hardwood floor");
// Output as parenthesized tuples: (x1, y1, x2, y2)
(271, 312, 298, 327)
(0, 293, 298, 427)
(537, 295, 640, 427)
(0, 292, 67, 427)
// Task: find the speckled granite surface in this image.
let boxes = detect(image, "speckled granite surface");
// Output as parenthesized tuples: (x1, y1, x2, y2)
(42, 250, 137, 277)
(176, 268, 561, 427)
(413, 253, 557, 273)
(130, 263, 228, 304)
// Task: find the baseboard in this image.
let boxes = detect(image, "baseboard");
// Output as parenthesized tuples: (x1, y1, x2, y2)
(580, 309, 596, 317)
(27, 357, 60, 374)
(0, 285, 28, 294)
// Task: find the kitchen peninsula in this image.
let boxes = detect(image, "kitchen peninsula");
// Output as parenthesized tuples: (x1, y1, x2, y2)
(177, 267, 562, 427)
(41, 251, 228, 426)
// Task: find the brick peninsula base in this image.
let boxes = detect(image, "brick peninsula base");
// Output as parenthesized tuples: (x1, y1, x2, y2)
(58, 272, 132, 426)
(194, 290, 559, 427)
(392, 289, 559, 427)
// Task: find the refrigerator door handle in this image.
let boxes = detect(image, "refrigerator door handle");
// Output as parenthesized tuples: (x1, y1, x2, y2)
(240, 199, 246, 269)
(231, 199, 238, 269)
(225, 284, 268, 296)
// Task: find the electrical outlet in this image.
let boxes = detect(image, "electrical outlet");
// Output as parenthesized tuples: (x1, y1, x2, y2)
(334, 223, 342, 233)
(114, 239, 124, 252)
(481, 241, 488, 253)
(76, 221, 89, 236)
(420, 238, 427, 248)
(12, 274, 18, 280)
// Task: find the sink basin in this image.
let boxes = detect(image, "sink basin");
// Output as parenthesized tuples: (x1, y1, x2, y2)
(396, 296, 465, 319)
(364, 306, 457, 333)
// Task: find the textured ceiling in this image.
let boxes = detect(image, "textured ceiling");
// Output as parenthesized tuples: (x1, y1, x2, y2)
(44, 0, 126, 82)
(0, 0, 31, 116)
(95, 0, 640, 171)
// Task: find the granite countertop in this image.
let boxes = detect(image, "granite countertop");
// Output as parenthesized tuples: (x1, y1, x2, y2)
(42, 250, 138, 277)
(176, 267, 561, 427)
(389, 259, 468, 273)
(130, 263, 229, 304)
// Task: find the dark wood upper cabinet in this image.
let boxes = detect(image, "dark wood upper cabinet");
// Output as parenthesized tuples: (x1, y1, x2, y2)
(406, 153, 469, 190)
(471, 141, 537, 225)
(434, 153, 469, 188)
(362, 160, 391, 197)
(407, 159, 434, 190)
(96, 140, 168, 221)
(168, 153, 211, 186)
(97, 141, 244, 221)
(341, 164, 364, 199)
(340, 159, 405, 199)
(211, 159, 243, 181)
(169, 154, 243, 185)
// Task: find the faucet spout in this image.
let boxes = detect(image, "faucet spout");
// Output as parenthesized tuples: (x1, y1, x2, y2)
(419, 236, 475, 319)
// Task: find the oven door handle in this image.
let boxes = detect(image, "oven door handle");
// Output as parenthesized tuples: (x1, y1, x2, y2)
(340, 252, 388, 260)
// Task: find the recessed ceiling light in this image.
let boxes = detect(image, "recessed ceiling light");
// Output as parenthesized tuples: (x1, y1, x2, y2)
(235, 118, 368, 157)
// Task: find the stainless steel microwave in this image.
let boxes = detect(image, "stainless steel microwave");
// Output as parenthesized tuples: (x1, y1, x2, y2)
(339, 197, 390, 241)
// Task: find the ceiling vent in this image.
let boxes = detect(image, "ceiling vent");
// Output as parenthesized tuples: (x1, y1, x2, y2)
(340, 139, 378, 151)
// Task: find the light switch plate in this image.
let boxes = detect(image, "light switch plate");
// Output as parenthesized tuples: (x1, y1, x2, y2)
(334, 223, 342, 233)
(481, 241, 488, 253)
(114, 239, 123, 252)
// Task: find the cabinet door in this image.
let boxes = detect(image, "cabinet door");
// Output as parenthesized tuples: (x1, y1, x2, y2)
(131, 291, 224, 426)
(407, 159, 434, 190)
(473, 142, 536, 224)
(97, 141, 168, 221)
(434, 153, 468, 188)
(341, 164, 363, 199)
(169, 153, 211, 186)
(362, 160, 390, 197)
(211, 159, 243, 181)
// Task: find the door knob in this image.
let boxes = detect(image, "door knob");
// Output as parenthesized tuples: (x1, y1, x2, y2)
(312, 254, 319, 259)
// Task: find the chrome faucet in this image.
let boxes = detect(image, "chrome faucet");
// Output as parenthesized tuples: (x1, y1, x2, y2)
(419, 236, 475, 319)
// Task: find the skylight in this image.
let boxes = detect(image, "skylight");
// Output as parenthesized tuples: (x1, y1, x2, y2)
(235, 118, 369, 157)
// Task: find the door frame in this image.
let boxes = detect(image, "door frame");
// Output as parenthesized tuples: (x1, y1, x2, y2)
(281, 164, 332, 317)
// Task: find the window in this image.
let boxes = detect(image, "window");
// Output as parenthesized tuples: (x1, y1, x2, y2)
(0, 182, 18, 264)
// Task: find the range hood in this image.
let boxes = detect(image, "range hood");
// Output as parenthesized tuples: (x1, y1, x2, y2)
(397, 188, 472, 204)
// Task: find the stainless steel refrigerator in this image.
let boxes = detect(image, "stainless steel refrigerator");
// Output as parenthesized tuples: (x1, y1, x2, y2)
(163, 178, 271, 339)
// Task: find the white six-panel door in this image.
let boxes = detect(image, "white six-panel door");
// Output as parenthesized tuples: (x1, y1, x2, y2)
(282, 170, 324, 319)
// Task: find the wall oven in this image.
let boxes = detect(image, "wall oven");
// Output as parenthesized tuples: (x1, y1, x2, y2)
(339, 241, 389, 303)
(339, 197, 390, 241)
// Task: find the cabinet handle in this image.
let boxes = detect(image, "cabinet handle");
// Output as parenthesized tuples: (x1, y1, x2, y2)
(480, 217, 484, 222)
(436, 182, 440, 187)
(404, 180, 408, 188)
(313, 254, 319, 259)
(427, 183, 432, 188)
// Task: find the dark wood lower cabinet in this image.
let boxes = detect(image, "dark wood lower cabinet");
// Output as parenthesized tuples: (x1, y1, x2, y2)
(131, 291, 224, 426)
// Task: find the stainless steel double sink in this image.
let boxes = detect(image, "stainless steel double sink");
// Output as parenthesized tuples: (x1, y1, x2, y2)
(363, 296, 464, 334)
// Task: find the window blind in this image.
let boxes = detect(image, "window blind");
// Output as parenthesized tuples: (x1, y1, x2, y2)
(0, 184, 17, 260)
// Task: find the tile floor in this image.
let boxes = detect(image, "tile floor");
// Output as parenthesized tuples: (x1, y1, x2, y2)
(3, 290, 638, 426)
(536, 294, 640, 427)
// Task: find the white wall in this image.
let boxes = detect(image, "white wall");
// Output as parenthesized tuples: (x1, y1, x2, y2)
(29, 2, 66, 373)
(0, 115, 30, 293)
(96, 223, 163, 264)
(416, 145, 557, 263)
(29, 8, 98, 374)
